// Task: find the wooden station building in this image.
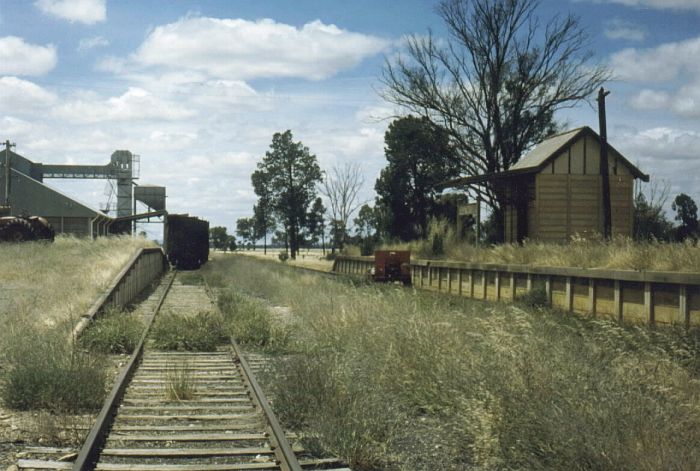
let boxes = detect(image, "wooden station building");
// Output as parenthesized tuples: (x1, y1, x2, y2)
(446, 126, 649, 243)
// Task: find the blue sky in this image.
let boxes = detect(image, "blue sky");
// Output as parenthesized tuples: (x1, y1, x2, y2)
(1, 0, 699, 235)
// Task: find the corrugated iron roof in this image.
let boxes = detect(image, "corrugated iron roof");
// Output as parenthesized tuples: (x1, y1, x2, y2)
(510, 127, 584, 171)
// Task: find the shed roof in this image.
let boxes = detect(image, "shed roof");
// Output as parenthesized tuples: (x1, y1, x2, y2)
(440, 126, 649, 188)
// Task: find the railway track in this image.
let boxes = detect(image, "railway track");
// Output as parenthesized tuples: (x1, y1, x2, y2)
(16, 271, 350, 471)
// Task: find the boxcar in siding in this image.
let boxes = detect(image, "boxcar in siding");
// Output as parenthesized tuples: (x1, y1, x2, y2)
(164, 214, 209, 270)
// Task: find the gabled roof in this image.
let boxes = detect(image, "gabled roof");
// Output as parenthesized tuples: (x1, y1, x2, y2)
(440, 126, 649, 188)
(509, 127, 584, 171)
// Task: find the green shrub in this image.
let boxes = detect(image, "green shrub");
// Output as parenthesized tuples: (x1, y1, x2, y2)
(178, 272, 203, 285)
(218, 289, 291, 352)
(80, 309, 144, 354)
(1, 327, 106, 412)
(151, 310, 227, 351)
(516, 285, 550, 308)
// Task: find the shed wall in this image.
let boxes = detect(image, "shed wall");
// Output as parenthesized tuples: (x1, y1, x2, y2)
(534, 174, 633, 242)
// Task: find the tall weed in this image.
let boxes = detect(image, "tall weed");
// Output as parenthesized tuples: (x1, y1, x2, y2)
(151, 310, 227, 351)
(80, 308, 144, 354)
(218, 289, 291, 353)
(0, 318, 106, 412)
(211, 254, 700, 470)
(375, 220, 700, 272)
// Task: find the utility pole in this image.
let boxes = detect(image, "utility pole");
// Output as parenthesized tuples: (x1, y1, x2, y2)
(597, 88, 612, 240)
(4, 140, 15, 207)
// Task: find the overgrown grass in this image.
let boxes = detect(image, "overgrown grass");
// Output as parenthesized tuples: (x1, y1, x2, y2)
(165, 361, 196, 401)
(178, 272, 203, 285)
(0, 314, 107, 412)
(209, 254, 700, 471)
(0, 235, 154, 329)
(217, 290, 291, 353)
(80, 308, 145, 354)
(151, 310, 227, 351)
(371, 218, 700, 272)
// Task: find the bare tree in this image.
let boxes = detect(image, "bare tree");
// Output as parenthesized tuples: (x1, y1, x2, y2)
(382, 0, 610, 238)
(321, 163, 365, 250)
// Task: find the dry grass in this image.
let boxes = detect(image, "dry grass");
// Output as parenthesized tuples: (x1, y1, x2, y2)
(235, 249, 334, 272)
(165, 361, 196, 401)
(0, 235, 154, 328)
(374, 220, 700, 272)
(0, 235, 154, 441)
(209, 254, 700, 471)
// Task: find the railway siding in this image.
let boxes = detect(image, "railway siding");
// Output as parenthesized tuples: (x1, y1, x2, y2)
(333, 255, 700, 327)
(17, 272, 352, 471)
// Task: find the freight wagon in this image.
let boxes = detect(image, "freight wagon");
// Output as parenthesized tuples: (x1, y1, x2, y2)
(164, 214, 209, 270)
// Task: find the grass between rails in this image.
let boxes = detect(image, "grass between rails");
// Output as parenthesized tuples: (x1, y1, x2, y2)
(151, 310, 228, 351)
(205, 253, 700, 471)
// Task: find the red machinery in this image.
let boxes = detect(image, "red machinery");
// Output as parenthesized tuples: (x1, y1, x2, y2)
(373, 250, 411, 285)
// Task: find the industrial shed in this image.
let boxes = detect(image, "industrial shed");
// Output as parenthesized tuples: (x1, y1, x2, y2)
(1, 146, 166, 237)
(445, 126, 649, 243)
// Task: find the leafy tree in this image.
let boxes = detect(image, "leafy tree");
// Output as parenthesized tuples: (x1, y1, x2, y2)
(672, 193, 699, 242)
(252, 169, 275, 254)
(209, 226, 229, 251)
(227, 236, 237, 252)
(354, 203, 381, 255)
(320, 163, 365, 250)
(255, 130, 322, 259)
(375, 116, 460, 241)
(235, 217, 255, 249)
(381, 0, 609, 239)
(329, 219, 345, 253)
(306, 197, 326, 253)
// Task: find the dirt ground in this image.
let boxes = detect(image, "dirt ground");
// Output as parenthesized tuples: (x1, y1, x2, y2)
(223, 249, 334, 272)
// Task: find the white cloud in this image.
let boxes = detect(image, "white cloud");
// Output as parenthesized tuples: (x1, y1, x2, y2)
(0, 117, 35, 138)
(630, 89, 671, 109)
(604, 19, 646, 41)
(0, 37, 56, 76)
(0, 76, 57, 110)
(52, 87, 196, 123)
(615, 126, 700, 205)
(618, 126, 700, 162)
(113, 17, 389, 80)
(34, 0, 106, 25)
(628, 85, 700, 120)
(612, 36, 700, 119)
(78, 36, 109, 52)
(610, 36, 700, 83)
(594, 0, 700, 10)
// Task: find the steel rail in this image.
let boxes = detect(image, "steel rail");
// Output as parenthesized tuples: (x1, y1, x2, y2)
(230, 340, 303, 471)
(72, 270, 177, 471)
(202, 277, 303, 471)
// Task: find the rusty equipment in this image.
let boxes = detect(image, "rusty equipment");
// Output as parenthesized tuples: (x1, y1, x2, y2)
(373, 250, 411, 285)
(0, 206, 55, 243)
